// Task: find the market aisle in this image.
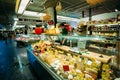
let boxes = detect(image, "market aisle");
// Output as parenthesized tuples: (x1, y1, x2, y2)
(0, 40, 38, 80)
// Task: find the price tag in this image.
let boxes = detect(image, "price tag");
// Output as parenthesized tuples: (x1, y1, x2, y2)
(63, 65, 70, 71)
(78, 41, 86, 49)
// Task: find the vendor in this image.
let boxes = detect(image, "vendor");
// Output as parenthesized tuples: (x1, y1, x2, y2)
(59, 22, 71, 45)
(60, 23, 68, 35)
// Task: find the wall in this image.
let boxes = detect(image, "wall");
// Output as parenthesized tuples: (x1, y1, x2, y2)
(80, 11, 120, 22)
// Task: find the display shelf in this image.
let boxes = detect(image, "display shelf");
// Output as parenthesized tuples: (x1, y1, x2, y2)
(88, 23, 119, 26)
(44, 33, 60, 36)
(27, 33, 118, 79)
(25, 28, 120, 80)
(88, 40, 116, 44)
(88, 23, 120, 39)
(55, 45, 111, 63)
(92, 30, 119, 32)
(58, 35, 106, 41)
(27, 48, 62, 80)
(15, 34, 41, 42)
(87, 45, 116, 55)
(81, 51, 111, 63)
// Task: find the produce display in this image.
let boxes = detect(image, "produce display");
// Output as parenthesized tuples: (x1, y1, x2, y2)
(31, 40, 113, 80)
(16, 34, 41, 42)
(45, 27, 60, 35)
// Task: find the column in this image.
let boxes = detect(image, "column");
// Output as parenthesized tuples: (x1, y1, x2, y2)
(47, 7, 57, 27)
(89, 8, 92, 21)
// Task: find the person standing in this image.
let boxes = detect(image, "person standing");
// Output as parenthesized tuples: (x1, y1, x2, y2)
(3, 31, 8, 44)
(25, 25, 28, 35)
(59, 22, 71, 45)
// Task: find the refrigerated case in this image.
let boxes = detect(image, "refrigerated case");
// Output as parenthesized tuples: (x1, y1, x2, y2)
(15, 34, 41, 47)
(27, 34, 120, 80)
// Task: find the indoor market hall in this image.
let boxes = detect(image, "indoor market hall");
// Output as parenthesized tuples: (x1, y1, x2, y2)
(0, 0, 120, 80)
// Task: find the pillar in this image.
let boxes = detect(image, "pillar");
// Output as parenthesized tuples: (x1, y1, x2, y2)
(82, 10, 84, 18)
(89, 8, 92, 21)
(47, 7, 57, 27)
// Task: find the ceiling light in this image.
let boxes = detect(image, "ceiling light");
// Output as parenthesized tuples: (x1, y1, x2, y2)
(115, 9, 118, 12)
(14, 18, 19, 21)
(23, 11, 79, 22)
(13, 21, 18, 27)
(57, 16, 80, 22)
(23, 11, 45, 17)
(18, 0, 30, 14)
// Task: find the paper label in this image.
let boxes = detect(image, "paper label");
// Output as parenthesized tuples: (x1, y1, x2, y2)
(63, 65, 70, 71)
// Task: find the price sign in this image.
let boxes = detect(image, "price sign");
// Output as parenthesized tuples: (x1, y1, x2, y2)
(48, 20, 54, 25)
(78, 41, 86, 49)
(63, 65, 69, 71)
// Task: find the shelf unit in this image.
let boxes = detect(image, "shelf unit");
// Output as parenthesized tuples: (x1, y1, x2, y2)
(88, 23, 120, 38)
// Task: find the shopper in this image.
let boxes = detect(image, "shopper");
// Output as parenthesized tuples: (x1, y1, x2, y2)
(3, 31, 8, 44)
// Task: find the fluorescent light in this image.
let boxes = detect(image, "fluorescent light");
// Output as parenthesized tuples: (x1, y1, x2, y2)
(57, 16, 80, 22)
(14, 18, 18, 21)
(12, 21, 17, 30)
(13, 21, 18, 27)
(115, 9, 118, 12)
(15, 25, 25, 28)
(18, 0, 30, 14)
(23, 11, 79, 22)
(23, 11, 45, 17)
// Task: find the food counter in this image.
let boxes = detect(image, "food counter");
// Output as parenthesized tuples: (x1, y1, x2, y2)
(15, 34, 41, 47)
(27, 39, 116, 80)
(26, 34, 120, 80)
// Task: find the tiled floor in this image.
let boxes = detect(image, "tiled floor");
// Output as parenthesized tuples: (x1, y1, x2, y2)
(0, 39, 38, 80)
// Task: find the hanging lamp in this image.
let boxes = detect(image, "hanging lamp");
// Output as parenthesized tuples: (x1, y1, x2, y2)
(86, 0, 105, 5)
(56, 1, 62, 11)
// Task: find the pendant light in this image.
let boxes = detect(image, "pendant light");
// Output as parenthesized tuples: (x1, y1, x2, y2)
(86, 0, 105, 6)
(56, 1, 62, 11)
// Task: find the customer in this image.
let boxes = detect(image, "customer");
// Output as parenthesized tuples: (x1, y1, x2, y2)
(3, 31, 8, 44)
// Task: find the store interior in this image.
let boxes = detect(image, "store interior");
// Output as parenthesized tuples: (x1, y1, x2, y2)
(0, 0, 120, 80)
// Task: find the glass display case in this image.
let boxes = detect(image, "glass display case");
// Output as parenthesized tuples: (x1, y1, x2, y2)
(27, 34, 120, 80)
(15, 34, 41, 47)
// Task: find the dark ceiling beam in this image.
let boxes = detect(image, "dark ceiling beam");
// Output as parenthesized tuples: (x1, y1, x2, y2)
(63, 1, 87, 10)
(43, 0, 60, 9)
(65, 3, 89, 12)
(73, 5, 90, 13)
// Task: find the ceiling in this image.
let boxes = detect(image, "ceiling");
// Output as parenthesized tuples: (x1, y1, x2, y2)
(0, 0, 120, 27)
(18, 0, 120, 20)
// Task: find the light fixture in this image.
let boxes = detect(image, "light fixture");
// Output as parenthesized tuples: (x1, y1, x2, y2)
(13, 21, 18, 28)
(17, 0, 30, 14)
(57, 16, 80, 22)
(14, 18, 19, 21)
(23, 11, 79, 22)
(23, 10, 45, 17)
(115, 9, 118, 12)
(86, 0, 105, 5)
